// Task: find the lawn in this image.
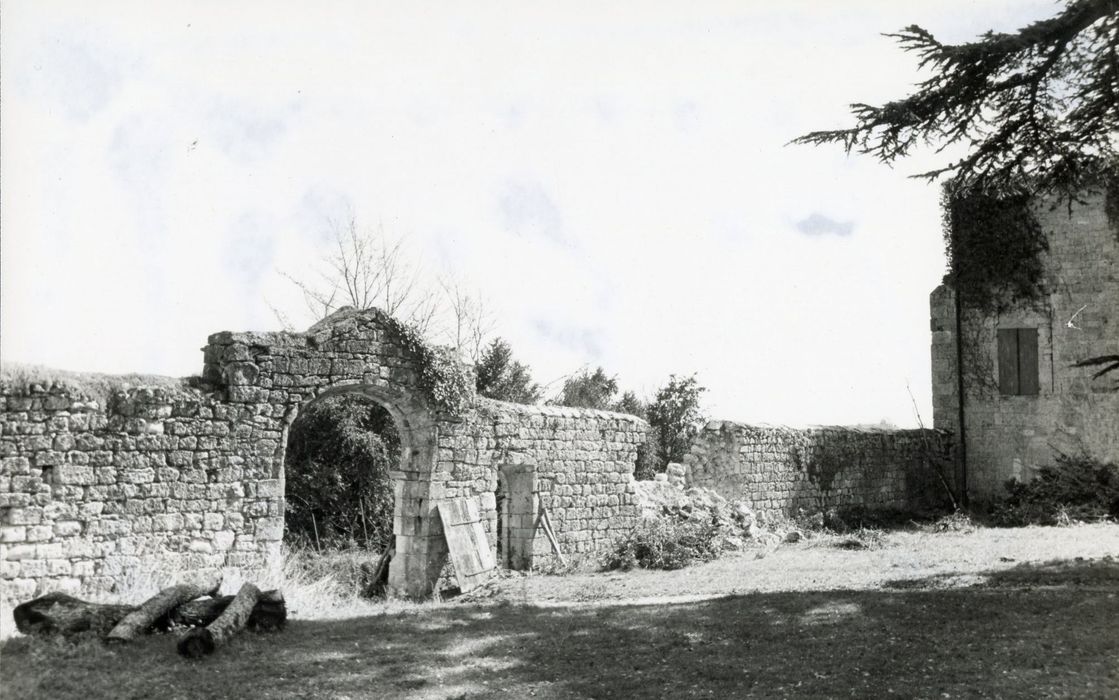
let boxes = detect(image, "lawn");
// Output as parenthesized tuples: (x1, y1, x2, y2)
(2, 524, 1117, 699)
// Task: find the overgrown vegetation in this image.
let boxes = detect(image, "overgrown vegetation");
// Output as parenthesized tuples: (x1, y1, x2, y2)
(646, 374, 707, 470)
(284, 547, 388, 599)
(548, 368, 707, 479)
(381, 315, 474, 415)
(602, 516, 727, 571)
(990, 453, 1119, 526)
(284, 395, 397, 552)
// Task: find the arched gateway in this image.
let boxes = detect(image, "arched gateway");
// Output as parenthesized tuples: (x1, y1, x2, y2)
(0, 308, 648, 599)
(203, 307, 649, 595)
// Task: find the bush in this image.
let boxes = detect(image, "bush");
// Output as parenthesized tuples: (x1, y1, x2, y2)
(990, 453, 1119, 526)
(603, 516, 726, 571)
(284, 395, 397, 551)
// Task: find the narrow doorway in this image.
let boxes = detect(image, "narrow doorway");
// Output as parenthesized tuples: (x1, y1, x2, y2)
(495, 464, 536, 570)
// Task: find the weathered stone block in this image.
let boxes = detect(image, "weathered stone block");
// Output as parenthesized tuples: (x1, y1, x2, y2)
(5, 507, 42, 526)
(0, 526, 27, 543)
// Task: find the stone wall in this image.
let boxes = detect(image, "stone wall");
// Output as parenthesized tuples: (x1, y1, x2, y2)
(1, 307, 648, 602)
(931, 190, 1119, 501)
(0, 384, 272, 602)
(683, 421, 953, 516)
(439, 400, 646, 561)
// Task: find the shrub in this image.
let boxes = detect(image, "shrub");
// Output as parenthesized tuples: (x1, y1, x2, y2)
(990, 453, 1119, 526)
(603, 516, 726, 571)
(646, 374, 706, 470)
(284, 394, 397, 551)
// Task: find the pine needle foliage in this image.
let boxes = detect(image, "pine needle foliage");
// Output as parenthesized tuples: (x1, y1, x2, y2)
(793, 0, 1119, 199)
(475, 338, 543, 404)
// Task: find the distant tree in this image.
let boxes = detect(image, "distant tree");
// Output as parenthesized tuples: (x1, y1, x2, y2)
(612, 390, 647, 418)
(552, 367, 619, 410)
(646, 375, 707, 469)
(475, 338, 543, 404)
(284, 395, 397, 551)
(792, 0, 1118, 199)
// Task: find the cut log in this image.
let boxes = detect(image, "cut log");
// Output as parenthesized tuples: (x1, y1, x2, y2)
(12, 589, 285, 638)
(13, 593, 135, 637)
(105, 573, 222, 644)
(168, 589, 286, 632)
(177, 583, 261, 659)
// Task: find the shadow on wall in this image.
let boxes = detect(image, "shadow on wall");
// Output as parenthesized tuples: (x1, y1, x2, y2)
(3, 558, 1116, 699)
(686, 422, 955, 518)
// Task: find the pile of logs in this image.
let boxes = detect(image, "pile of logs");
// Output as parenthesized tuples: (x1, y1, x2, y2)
(11, 573, 286, 659)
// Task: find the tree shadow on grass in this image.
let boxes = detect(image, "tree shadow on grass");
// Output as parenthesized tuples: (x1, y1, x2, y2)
(3, 558, 1118, 700)
(884, 555, 1119, 590)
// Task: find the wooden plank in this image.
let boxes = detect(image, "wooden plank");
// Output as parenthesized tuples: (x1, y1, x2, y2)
(538, 504, 566, 566)
(997, 328, 1019, 395)
(437, 498, 495, 592)
(1017, 328, 1040, 395)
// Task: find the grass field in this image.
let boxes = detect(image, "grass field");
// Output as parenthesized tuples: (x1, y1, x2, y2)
(2, 524, 1117, 699)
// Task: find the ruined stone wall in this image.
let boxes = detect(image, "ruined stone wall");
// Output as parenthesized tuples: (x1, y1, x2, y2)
(683, 421, 952, 516)
(1, 307, 650, 601)
(931, 191, 1119, 501)
(0, 384, 277, 602)
(437, 400, 647, 561)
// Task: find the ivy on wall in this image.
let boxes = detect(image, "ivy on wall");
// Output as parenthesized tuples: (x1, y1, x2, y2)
(942, 189, 1048, 312)
(380, 316, 474, 416)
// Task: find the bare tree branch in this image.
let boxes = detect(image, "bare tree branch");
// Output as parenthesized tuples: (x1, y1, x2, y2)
(279, 218, 440, 334)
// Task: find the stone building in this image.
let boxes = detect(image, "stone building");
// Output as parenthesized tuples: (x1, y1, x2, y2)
(930, 188, 1119, 502)
(0, 308, 646, 600)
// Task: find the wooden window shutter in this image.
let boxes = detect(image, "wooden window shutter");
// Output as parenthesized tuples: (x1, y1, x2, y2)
(1017, 328, 1039, 395)
(997, 329, 1019, 395)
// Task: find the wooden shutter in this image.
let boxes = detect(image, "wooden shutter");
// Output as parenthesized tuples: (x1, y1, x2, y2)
(1016, 328, 1039, 395)
(997, 329, 1019, 395)
(437, 498, 496, 592)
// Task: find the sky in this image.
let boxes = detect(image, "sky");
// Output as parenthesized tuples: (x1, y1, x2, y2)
(0, 0, 1059, 427)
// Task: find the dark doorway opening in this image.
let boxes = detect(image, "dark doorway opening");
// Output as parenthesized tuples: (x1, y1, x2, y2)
(284, 393, 400, 594)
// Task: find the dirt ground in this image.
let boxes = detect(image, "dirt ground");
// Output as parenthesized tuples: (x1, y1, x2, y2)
(2, 523, 1117, 700)
(457, 522, 1119, 606)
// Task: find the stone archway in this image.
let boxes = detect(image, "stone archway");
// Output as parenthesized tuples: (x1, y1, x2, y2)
(293, 382, 444, 597)
(203, 307, 457, 598)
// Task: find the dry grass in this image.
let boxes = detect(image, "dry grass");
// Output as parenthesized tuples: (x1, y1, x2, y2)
(0, 361, 189, 405)
(0, 546, 429, 641)
(2, 525, 1118, 699)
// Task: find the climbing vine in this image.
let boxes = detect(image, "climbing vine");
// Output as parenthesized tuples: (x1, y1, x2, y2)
(381, 316, 474, 415)
(942, 188, 1048, 312)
